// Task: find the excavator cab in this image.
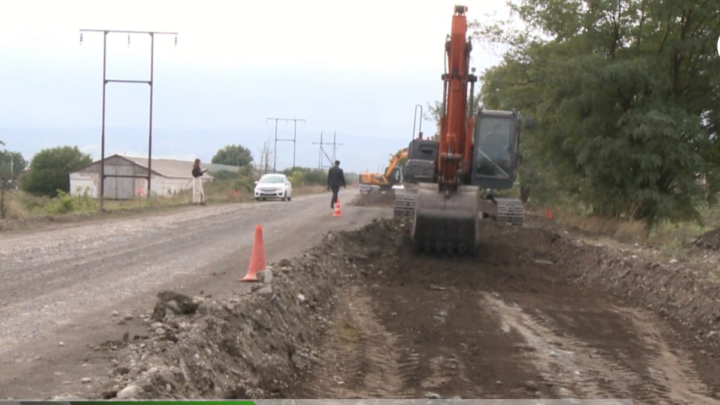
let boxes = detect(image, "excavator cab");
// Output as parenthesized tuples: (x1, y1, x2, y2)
(471, 108, 520, 190)
(403, 139, 438, 184)
(471, 108, 529, 225)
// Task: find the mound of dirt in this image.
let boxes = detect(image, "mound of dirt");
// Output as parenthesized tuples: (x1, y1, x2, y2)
(89, 219, 405, 400)
(349, 190, 396, 208)
(545, 228, 720, 350)
(693, 227, 720, 251)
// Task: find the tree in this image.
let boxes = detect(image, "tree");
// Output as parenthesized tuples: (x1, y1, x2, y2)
(424, 95, 482, 138)
(471, 0, 720, 229)
(22, 146, 93, 197)
(256, 135, 274, 175)
(211, 144, 253, 167)
(0, 150, 28, 188)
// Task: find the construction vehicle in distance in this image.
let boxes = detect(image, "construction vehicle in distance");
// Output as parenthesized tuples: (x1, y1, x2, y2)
(359, 148, 408, 191)
(393, 4, 531, 255)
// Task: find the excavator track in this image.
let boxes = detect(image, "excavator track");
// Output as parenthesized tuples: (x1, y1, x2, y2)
(489, 195, 525, 226)
(411, 183, 480, 256)
(393, 188, 416, 219)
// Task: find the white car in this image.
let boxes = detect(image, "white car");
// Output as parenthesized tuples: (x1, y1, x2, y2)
(254, 173, 293, 201)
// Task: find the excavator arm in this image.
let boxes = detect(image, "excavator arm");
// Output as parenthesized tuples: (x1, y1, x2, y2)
(437, 5, 476, 188)
(384, 148, 408, 179)
(409, 5, 482, 255)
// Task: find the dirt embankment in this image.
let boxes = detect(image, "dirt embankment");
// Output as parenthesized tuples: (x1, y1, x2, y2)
(694, 227, 720, 251)
(349, 190, 396, 208)
(78, 220, 399, 400)
(77, 212, 720, 401)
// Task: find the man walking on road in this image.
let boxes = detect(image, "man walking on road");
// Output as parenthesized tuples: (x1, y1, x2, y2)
(327, 160, 346, 208)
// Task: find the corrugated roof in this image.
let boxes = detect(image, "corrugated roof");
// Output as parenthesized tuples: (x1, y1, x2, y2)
(121, 156, 241, 179)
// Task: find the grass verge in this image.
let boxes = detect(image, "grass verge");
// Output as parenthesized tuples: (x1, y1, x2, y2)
(0, 182, 326, 233)
(528, 204, 720, 263)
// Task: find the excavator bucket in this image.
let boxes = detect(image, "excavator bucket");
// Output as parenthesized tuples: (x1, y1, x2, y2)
(411, 183, 480, 255)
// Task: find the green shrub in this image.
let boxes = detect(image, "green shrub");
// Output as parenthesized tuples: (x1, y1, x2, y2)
(289, 170, 305, 187)
(43, 187, 98, 215)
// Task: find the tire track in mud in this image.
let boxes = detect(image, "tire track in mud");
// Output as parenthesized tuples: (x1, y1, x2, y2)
(617, 307, 719, 405)
(482, 292, 622, 399)
(361, 267, 555, 399)
(485, 292, 720, 405)
(292, 286, 410, 398)
(387, 293, 484, 399)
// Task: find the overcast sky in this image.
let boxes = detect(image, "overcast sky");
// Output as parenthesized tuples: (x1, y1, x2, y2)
(0, 0, 511, 173)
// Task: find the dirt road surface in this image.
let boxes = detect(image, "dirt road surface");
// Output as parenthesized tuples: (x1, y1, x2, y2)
(285, 219, 720, 404)
(0, 189, 388, 399)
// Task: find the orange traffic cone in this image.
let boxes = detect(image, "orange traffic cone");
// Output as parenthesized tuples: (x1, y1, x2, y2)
(240, 224, 266, 282)
(333, 198, 342, 217)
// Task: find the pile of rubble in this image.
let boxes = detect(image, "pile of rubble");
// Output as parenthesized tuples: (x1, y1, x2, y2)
(90, 219, 408, 400)
(694, 226, 720, 251)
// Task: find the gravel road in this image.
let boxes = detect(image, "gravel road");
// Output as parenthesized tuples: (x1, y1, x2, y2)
(0, 189, 388, 399)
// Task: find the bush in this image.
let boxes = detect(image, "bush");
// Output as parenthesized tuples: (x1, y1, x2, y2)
(288, 170, 305, 187)
(282, 167, 328, 186)
(45, 188, 98, 215)
(206, 168, 255, 194)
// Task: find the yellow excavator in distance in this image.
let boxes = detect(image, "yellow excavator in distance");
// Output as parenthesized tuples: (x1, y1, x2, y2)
(359, 147, 408, 191)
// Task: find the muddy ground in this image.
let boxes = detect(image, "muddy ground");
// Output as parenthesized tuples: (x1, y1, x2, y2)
(79, 196, 720, 404)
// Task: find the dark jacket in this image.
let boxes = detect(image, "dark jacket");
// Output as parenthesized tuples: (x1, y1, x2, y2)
(327, 166, 346, 187)
(192, 166, 204, 178)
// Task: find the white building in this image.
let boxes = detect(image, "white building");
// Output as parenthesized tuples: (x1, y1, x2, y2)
(69, 154, 241, 199)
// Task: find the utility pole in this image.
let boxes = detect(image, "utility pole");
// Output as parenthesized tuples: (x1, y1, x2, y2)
(0, 171, 4, 220)
(312, 131, 335, 169)
(331, 132, 343, 163)
(80, 29, 177, 211)
(1, 145, 7, 218)
(265, 117, 306, 172)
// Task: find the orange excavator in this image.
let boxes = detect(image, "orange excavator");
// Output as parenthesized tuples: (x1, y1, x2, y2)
(393, 5, 531, 255)
(359, 147, 408, 191)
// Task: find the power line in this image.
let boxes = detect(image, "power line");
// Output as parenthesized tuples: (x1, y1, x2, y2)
(312, 131, 333, 169)
(80, 28, 177, 210)
(312, 131, 343, 169)
(331, 132, 343, 163)
(265, 118, 306, 172)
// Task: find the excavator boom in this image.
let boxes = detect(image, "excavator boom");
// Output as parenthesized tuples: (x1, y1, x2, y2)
(410, 5, 481, 255)
(438, 5, 474, 188)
